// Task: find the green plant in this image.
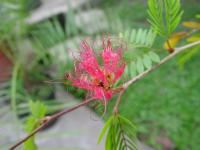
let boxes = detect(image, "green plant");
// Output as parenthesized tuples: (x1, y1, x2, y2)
(0, 0, 68, 123)
(24, 101, 47, 150)
(4, 0, 200, 150)
(148, 0, 183, 37)
(119, 28, 160, 77)
(148, 0, 183, 52)
(98, 115, 137, 150)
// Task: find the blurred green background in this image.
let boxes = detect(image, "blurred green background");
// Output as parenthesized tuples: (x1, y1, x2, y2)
(0, 0, 200, 150)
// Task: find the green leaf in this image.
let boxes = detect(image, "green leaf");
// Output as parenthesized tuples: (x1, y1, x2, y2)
(119, 115, 136, 131)
(24, 137, 37, 150)
(143, 54, 152, 69)
(124, 51, 160, 79)
(178, 46, 200, 69)
(130, 62, 137, 77)
(148, 0, 183, 37)
(196, 14, 200, 19)
(29, 101, 47, 119)
(24, 101, 47, 150)
(119, 28, 156, 48)
(124, 66, 130, 76)
(25, 116, 38, 132)
(148, 0, 165, 36)
(148, 51, 160, 63)
(105, 127, 112, 150)
(136, 57, 144, 74)
(24, 116, 38, 150)
(98, 116, 113, 144)
(102, 115, 137, 150)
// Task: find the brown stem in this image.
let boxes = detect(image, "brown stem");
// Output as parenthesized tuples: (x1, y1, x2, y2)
(113, 89, 125, 114)
(123, 40, 200, 89)
(9, 98, 95, 150)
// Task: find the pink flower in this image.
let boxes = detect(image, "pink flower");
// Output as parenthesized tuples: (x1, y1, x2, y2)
(66, 38, 125, 101)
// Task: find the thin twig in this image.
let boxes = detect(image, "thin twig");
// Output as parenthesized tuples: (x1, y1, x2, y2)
(113, 89, 125, 114)
(9, 98, 95, 150)
(123, 40, 200, 89)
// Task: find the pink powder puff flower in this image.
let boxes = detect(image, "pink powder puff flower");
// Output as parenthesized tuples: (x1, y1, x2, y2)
(66, 38, 125, 101)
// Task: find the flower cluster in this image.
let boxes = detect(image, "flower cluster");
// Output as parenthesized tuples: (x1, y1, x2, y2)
(66, 38, 125, 101)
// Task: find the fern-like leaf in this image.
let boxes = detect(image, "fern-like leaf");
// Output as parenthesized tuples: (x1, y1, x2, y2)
(31, 19, 67, 49)
(148, 0, 183, 37)
(119, 28, 156, 48)
(98, 115, 137, 150)
(124, 51, 160, 78)
(165, 0, 184, 35)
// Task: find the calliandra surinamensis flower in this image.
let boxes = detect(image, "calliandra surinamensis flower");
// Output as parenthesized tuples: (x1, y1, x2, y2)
(66, 38, 126, 102)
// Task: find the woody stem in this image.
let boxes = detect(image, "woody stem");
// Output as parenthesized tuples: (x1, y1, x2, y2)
(9, 98, 95, 150)
(113, 89, 125, 114)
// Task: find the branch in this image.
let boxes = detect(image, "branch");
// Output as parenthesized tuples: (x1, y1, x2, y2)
(123, 40, 200, 89)
(113, 89, 125, 114)
(9, 98, 95, 150)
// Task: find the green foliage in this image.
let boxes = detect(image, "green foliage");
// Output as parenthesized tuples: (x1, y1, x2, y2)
(148, 0, 183, 37)
(119, 28, 160, 78)
(119, 29, 156, 48)
(98, 115, 137, 150)
(30, 19, 66, 66)
(0, 0, 82, 121)
(24, 101, 47, 150)
(31, 2, 79, 50)
(98, 116, 114, 144)
(0, 0, 28, 40)
(148, 51, 161, 63)
(124, 51, 160, 78)
(136, 57, 144, 74)
(30, 8, 79, 67)
(24, 116, 38, 150)
(178, 45, 200, 69)
(31, 19, 67, 50)
(29, 101, 47, 119)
